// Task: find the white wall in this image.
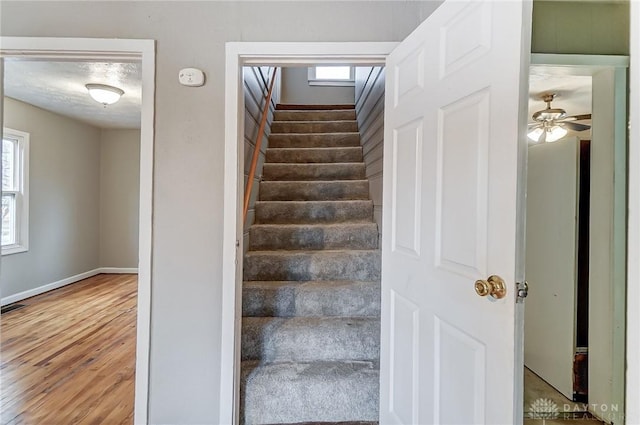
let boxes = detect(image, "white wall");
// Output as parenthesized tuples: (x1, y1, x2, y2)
(1, 97, 101, 298)
(99, 129, 140, 268)
(0, 2, 440, 422)
(355, 66, 385, 237)
(281, 67, 355, 105)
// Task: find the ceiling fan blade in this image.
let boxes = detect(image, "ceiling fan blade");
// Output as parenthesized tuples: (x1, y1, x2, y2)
(563, 121, 591, 132)
(562, 113, 592, 122)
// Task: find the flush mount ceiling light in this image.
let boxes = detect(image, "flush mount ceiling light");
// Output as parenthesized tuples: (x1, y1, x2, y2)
(85, 83, 124, 105)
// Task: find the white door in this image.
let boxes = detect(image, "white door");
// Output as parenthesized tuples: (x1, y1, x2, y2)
(380, 1, 532, 424)
(525, 138, 579, 400)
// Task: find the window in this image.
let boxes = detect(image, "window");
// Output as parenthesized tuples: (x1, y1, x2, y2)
(308, 66, 355, 87)
(2, 128, 29, 255)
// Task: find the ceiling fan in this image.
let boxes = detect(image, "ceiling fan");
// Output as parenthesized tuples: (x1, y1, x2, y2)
(528, 93, 591, 143)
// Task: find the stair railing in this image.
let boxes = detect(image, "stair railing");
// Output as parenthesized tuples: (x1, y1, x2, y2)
(244, 67, 278, 223)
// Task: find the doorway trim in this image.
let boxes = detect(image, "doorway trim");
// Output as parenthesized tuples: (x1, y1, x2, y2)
(221, 41, 395, 424)
(0, 36, 155, 425)
(628, 3, 640, 422)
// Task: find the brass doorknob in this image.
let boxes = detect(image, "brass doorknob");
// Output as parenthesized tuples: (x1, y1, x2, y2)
(474, 275, 507, 299)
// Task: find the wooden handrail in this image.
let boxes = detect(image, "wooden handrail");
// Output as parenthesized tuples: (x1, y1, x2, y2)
(243, 67, 278, 223)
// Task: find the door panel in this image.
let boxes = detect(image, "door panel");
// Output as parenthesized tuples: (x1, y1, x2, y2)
(381, 1, 532, 423)
(524, 138, 579, 399)
(435, 88, 490, 279)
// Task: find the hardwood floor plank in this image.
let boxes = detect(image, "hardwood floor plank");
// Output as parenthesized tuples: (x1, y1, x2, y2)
(1, 274, 136, 425)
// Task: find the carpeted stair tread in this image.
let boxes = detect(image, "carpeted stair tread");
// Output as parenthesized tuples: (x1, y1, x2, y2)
(271, 120, 358, 134)
(242, 280, 380, 317)
(262, 163, 366, 181)
(259, 180, 369, 201)
(266, 147, 363, 163)
(276, 104, 355, 111)
(255, 200, 373, 224)
(243, 250, 381, 282)
(268, 133, 361, 149)
(242, 317, 379, 362)
(274, 110, 356, 121)
(249, 223, 378, 250)
(241, 360, 379, 424)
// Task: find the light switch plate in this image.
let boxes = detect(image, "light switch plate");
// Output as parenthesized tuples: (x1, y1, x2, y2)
(179, 68, 205, 87)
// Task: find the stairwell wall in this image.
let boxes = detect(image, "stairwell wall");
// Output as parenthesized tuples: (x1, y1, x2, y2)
(355, 66, 385, 240)
(281, 67, 355, 105)
(243, 67, 280, 254)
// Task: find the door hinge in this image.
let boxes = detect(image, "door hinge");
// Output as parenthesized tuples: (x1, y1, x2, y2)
(516, 281, 529, 303)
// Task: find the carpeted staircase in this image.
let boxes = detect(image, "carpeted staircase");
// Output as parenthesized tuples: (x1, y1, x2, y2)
(241, 104, 381, 425)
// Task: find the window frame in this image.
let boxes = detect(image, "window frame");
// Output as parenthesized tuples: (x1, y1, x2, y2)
(307, 65, 355, 87)
(2, 127, 30, 255)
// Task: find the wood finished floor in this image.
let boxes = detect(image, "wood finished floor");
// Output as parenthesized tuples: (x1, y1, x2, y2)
(1, 274, 137, 425)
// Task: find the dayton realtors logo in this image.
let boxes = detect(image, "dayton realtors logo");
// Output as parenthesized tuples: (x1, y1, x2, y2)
(528, 398, 560, 424)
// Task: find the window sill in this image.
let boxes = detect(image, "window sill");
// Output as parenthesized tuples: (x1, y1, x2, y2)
(308, 80, 355, 87)
(2, 245, 28, 256)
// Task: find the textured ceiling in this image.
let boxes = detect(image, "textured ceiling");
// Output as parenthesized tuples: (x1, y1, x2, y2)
(4, 59, 142, 129)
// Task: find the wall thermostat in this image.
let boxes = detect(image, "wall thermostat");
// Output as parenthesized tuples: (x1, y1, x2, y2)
(179, 68, 205, 87)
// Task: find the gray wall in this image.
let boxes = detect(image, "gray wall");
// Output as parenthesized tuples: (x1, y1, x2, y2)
(0, 2, 440, 423)
(1, 98, 142, 299)
(281, 67, 355, 105)
(243, 66, 278, 253)
(532, 0, 629, 55)
(355, 66, 385, 238)
(1, 97, 101, 297)
(99, 129, 140, 268)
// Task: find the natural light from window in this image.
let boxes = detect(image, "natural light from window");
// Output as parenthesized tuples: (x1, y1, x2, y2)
(315, 66, 352, 80)
(2, 129, 29, 255)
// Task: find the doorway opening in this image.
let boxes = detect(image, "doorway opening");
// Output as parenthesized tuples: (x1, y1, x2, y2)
(238, 63, 385, 423)
(523, 55, 629, 424)
(0, 37, 155, 425)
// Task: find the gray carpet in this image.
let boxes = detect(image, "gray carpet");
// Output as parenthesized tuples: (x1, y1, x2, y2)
(241, 105, 380, 425)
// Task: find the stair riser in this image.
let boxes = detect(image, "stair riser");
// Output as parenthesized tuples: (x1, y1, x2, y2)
(274, 110, 356, 121)
(249, 224, 378, 250)
(262, 163, 366, 181)
(269, 133, 361, 148)
(242, 281, 381, 317)
(243, 251, 381, 281)
(271, 121, 358, 133)
(259, 181, 369, 201)
(242, 317, 379, 362)
(266, 147, 363, 163)
(241, 361, 379, 424)
(255, 201, 373, 224)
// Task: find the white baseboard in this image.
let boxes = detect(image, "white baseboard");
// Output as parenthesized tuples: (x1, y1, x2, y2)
(1, 267, 139, 306)
(99, 267, 139, 274)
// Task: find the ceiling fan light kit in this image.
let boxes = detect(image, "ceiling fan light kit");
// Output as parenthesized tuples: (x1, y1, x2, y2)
(85, 83, 124, 105)
(528, 93, 590, 143)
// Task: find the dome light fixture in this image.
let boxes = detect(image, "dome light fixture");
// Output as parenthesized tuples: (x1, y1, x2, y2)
(85, 83, 124, 105)
(527, 124, 568, 143)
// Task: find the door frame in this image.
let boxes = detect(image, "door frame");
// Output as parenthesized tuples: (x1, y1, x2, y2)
(628, 2, 640, 423)
(0, 37, 156, 425)
(530, 53, 629, 422)
(221, 41, 395, 424)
